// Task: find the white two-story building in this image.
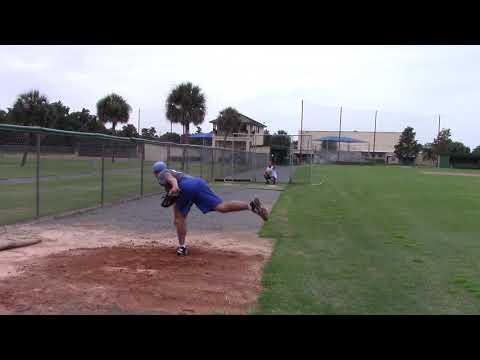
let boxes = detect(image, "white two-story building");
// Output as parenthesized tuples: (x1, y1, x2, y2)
(210, 113, 270, 154)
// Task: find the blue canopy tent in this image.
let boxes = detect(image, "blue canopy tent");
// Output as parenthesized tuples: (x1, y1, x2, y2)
(188, 131, 213, 146)
(189, 132, 213, 139)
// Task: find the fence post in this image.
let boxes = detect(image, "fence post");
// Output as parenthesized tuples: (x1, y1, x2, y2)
(231, 137, 235, 180)
(182, 146, 187, 172)
(221, 149, 225, 179)
(289, 140, 293, 184)
(200, 146, 203, 178)
(167, 144, 171, 168)
(210, 148, 213, 181)
(253, 143, 257, 182)
(35, 133, 40, 218)
(140, 143, 144, 197)
(101, 142, 105, 207)
(310, 149, 313, 184)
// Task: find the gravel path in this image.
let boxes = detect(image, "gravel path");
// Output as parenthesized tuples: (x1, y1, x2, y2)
(47, 185, 280, 233)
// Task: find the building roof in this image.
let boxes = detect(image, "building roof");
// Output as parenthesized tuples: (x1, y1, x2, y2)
(210, 113, 266, 128)
(303, 130, 401, 135)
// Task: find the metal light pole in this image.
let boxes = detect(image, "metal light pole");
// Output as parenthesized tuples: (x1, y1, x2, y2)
(372, 110, 378, 156)
(299, 99, 303, 164)
(36, 133, 40, 218)
(138, 108, 141, 134)
(437, 114, 441, 168)
(337, 106, 343, 162)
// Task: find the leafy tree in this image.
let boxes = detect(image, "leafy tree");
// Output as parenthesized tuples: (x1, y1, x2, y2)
(96, 93, 131, 135)
(448, 141, 470, 155)
(46, 101, 70, 130)
(118, 124, 139, 138)
(394, 126, 422, 164)
(6, 90, 50, 127)
(159, 132, 181, 143)
(422, 130, 469, 164)
(432, 128, 452, 155)
(67, 109, 107, 133)
(0, 110, 6, 123)
(215, 107, 242, 147)
(472, 146, 480, 155)
(141, 127, 158, 139)
(264, 131, 291, 164)
(165, 82, 206, 143)
(85, 119, 107, 133)
(422, 142, 436, 162)
(59, 110, 85, 131)
(58, 109, 106, 155)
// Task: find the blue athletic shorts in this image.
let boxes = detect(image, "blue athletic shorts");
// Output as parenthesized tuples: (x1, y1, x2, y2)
(175, 177, 223, 217)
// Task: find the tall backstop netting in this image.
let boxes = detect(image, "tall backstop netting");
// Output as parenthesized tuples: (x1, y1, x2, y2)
(298, 102, 448, 166)
(228, 133, 313, 185)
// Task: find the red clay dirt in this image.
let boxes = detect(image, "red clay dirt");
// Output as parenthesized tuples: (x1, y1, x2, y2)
(0, 244, 266, 315)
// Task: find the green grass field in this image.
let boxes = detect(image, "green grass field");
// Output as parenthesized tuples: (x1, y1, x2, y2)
(255, 165, 480, 314)
(0, 155, 142, 179)
(0, 172, 163, 225)
(0, 155, 257, 225)
(0, 156, 159, 225)
(0, 154, 254, 180)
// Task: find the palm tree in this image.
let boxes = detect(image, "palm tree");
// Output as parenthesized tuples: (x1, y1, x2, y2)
(8, 90, 50, 126)
(165, 82, 206, 144)
(7, 90, 50, 166)
(96, 93, 132, 135)
(96, 93, 132, 162)
(215, 107, 242, 148)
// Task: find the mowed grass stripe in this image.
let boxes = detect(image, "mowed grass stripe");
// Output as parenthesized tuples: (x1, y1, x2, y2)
(255, 165, 480, 314)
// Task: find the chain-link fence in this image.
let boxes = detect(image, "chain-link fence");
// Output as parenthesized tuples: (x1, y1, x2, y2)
(0, 124, 273, 226)
(224, 133, 313, 184)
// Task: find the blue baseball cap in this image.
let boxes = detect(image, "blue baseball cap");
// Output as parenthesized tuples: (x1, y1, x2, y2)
(152, 161, 166, 173)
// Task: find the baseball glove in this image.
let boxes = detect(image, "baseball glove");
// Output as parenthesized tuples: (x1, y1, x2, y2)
(161, 192, 179, 208)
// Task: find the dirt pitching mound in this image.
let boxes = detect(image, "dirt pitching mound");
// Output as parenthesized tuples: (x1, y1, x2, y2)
(0, 245, 266, 315)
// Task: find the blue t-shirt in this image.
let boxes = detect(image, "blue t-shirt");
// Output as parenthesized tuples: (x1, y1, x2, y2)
(157, 169, 185, 188)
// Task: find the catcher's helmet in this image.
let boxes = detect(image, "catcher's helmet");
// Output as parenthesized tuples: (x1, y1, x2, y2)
(152, 161, 166, 173)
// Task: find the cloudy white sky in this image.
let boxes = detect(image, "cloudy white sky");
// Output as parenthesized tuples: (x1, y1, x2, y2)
(1, 45, 479, 147)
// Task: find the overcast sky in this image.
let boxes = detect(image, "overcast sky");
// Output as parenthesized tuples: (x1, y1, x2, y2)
(1, 45, 479, 147)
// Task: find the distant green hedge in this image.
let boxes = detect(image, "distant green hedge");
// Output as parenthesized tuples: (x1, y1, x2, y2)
(449, 154, 480, 169)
